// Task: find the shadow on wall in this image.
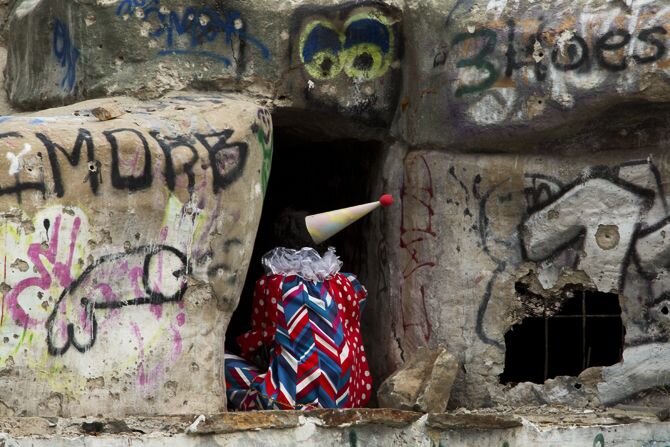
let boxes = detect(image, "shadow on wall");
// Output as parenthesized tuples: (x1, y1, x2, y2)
(0, 47, 14, 115)
(225, 126, 383, 354)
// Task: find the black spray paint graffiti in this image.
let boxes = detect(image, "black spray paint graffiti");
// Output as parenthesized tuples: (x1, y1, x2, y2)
(0, 132, 46, 204)
(36, 129, 99, 197)
(0, 127, 248, 202)
(447, 18, 668, 96)
(52, 18, 80, 92)
(46, 245, 188, 356)
(194, 129, 249, 193)
(476, 159, 670, 347)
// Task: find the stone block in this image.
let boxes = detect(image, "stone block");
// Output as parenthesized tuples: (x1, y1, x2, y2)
(377, 346, 458, 413)
(282, 2, 403, 126)
(5, 0, 404, 127)
(396, 0, 670, 147)
(0, 93, 269, 416)
(372, 122, 670, 406)
(6, 0, 281, 109)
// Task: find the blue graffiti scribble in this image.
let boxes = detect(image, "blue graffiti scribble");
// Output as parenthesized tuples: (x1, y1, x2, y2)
(116, 0, 159, 16)
(52, 19, 80, 92)
(115, 1, 270, 65)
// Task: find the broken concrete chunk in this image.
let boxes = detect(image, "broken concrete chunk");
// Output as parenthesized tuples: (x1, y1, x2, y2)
(377, 346, 458, 413)
(91, 104, 124, 121)
(426, 413, 523, 430)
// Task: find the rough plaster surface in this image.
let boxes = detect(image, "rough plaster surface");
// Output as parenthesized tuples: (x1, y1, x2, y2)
(369, 136, 670, 407)
(0, 94, 268, 416)
(0, 409, 662, 446)
(396, 0, 670, 148)
(9, 0, 670, 414)
(5, 0, 404, 127)
(0, 47, 15, 116)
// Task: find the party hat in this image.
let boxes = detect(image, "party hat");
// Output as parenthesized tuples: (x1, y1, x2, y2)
(305, 194, 394, 244)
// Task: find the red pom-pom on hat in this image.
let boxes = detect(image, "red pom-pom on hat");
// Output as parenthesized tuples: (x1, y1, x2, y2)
(379, 194, 394, 207)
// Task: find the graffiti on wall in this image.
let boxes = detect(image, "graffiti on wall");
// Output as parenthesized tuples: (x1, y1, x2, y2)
(52, 19, 79, 92)
(251, 108, 273, 195)
(298, 11, 395, 81)
(438, 3, 670, 124)
(0, 203, 193, 396)
(472, 157, 670, 349)
(398, 154, 435, 348)
(0, 126, 248, 202)
(447, 20, 668, 97)
(397, 150, 670, 364)
(289, 2, 402, 124)
(116, 0, 270, 66)
(0, 109, 262, 396)
(46, 244, 188, 356)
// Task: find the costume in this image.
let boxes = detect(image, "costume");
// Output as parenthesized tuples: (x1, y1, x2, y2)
(225, 248, 372, 409)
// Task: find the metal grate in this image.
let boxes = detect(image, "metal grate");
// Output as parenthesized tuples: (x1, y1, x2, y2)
(500, 288, 624, 384)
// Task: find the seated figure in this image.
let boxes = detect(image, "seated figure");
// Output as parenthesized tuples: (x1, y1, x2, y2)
(225, 195, 394, 409)
(225, 247, 372, 410)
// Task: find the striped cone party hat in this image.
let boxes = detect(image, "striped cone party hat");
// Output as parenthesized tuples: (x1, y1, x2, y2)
(305, 194, 394, 244)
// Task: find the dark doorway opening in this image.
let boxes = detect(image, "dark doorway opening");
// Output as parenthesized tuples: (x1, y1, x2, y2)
(225, 126, 382, 353)
(500, 287, 625, 384)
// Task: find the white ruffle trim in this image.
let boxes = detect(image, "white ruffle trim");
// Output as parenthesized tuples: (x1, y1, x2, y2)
(262, 247, 342, 281)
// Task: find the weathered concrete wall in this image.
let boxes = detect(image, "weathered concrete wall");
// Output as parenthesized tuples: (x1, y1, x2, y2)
(8, 0, 670, 415)
(0, 46, 13, 115)
(0, 409, 664, 446)
(0, 0, 16, 115)
(5, 0, 403, 127)
(0, 94, 268, 416)
(361, 0, 670, 409)
(365, 105, 670, 407)
(396, 0, 670, 147)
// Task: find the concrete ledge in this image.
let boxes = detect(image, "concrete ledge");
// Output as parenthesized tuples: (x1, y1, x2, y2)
(0, 408, 663, 439)
(426, 413, 523, 430)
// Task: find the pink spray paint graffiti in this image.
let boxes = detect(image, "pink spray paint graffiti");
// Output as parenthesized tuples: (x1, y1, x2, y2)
(131, 319, 183, 393)
(0, 206, 189, 364)
(46, 244, 189, 356)
(5, 214, 81, 329)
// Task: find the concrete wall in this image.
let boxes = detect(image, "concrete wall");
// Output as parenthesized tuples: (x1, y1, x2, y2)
(6, 0, 670, 414)
(0, 410, 666, 446)
(365, 0, 670, 408)
(0, 94, 267, 416)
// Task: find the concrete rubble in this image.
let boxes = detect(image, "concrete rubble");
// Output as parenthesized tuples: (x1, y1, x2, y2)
(378, 346, 458, 413)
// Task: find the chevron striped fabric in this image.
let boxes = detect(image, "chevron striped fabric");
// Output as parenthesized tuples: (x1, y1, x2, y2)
(225, 272, 372, 410)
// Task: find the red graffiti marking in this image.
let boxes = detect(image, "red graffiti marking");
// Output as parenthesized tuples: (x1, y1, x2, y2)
(400, 155, 436, 279)
(398, 154, 436, 344)
(401, 285, 433, 342)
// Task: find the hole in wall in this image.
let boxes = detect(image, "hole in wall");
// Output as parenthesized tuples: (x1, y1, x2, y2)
(500, 286, 625, 385)
(225, 125, 382, 355)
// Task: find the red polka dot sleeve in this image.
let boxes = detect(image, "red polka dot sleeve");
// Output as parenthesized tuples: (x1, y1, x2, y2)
(236, 275, 280, 358)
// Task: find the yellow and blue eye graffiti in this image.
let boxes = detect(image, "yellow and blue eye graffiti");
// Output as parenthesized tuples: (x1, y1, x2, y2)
(299, 12, 396, 81)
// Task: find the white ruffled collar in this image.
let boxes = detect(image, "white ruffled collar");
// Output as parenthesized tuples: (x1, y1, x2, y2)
(262, 247, 342, 282)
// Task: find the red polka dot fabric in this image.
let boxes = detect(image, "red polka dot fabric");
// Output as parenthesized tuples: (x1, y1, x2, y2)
(225, 272, 372, 410)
